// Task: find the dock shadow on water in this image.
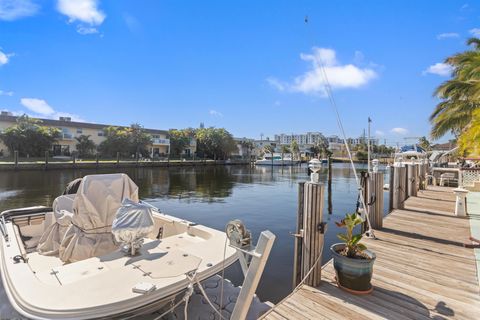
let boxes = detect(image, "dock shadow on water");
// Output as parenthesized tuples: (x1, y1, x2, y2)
(0, 163, 389, 303)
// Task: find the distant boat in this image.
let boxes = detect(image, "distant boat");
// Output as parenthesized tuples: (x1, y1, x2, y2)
(256, 153, 299, 166)
(321, 158, 328, 164)
(393, 145, 427, 167)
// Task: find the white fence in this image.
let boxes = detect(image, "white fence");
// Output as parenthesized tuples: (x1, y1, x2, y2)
(462, 169, 480, 187)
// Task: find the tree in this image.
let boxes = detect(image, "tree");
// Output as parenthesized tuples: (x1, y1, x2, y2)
(98, 125, 152, 157)
(195, 127, 237, 159)
(263, 144, 275, 166)
(168, 129, 192, 156)
(290, 140, 300, 160)
(75, 135, 96, 157)
(430, 38, 480, 139)
(280, 145, 291, 163)
(238, 139, 255, 160)
(98, 126, 130, 157)
(458, 108, 480, 157)
(418, 136, 432, 151)
(0, 115, 60, 157)
(128, 124, 153, 156)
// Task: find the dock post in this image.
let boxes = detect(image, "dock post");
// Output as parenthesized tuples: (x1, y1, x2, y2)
(14, 150, 18, 170)
(418, 164, 426, 190)
(388, 166, 394, 212)
(361, 171, 369, 233)
(292, 182, 305, 288)
(44, 150, 49, 170)
(72, 154, 76, 168)
(301, 181, 325, 287)
(407, 164, 418, 197)
(116, 152, 120, 166)
(368, 172, 384, 229)
(327, 157, 333, 215)
(393, 166, 406, 209)
(95, 153, 99, 169)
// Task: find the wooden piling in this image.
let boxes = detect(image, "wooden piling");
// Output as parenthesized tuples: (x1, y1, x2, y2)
(116, 152, 120, 166)
(292, 182, 305, 289)
(301, 181, 324, 287)
(407, 164, 418, 197)
(367, 172, 384, 229)
(14, 150, 18, 170)
(393, 166, 406, 209)
(95, 153, 99, 169)
(44, 150, 49, 170)
(418, 163, 426, 190)
(388, 166, 394, 212)
(327, 157, 332, 215)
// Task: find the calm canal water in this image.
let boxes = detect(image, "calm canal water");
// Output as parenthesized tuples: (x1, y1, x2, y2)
(0, 163, 389, 303)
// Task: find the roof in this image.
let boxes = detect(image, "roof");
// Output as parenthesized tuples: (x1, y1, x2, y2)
(0, 114, 168, 135)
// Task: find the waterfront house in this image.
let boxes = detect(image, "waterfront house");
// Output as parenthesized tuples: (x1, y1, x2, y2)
(0, 112, 170, 157)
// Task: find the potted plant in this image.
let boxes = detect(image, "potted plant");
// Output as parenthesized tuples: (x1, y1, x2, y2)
(330, 213, 376, 294)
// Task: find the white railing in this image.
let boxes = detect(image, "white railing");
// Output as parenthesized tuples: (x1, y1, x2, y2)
(462, 168, 480, 187)
(152, 138, 170, 145)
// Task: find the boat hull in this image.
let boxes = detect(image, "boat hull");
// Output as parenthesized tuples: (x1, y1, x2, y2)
(0, 208, 238, 320)
(255, 160, 299, 166)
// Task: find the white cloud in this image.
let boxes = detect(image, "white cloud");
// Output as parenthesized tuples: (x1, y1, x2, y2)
(375, 130, 384, 137)
(209, 110, 223, 117)
(470, 28, 480, 37)
(423, 62, 453, 76)
(0, 90, 14, 96)
(266, 77, 286, 92)
(437, 32, 459, 40)
(391, 127, 408, 135)
(0, 0, 39, 21)
(461, 4, 469, 10)
(268, 47, 377, 96)
(21, 98, 55, 115)
(76, 25, 98, 35)
(57, 0, 105, 35)
(19, 98, 85, 122)
(0, 49, 13, 65)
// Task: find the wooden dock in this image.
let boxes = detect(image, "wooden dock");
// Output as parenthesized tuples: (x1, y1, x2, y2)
(262, 186, 480, 319)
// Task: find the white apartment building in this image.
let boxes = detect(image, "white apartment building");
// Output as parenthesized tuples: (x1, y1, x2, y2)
(274, 132, 326, 145)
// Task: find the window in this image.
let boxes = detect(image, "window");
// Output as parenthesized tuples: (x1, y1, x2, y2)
(98, 131, 104, 137)
(77, 128, 83, 134)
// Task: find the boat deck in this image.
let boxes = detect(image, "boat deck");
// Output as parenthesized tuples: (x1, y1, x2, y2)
(262, 186, 480, 319)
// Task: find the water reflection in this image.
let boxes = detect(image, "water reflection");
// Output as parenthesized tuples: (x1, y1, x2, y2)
(0, 163, 386, 303)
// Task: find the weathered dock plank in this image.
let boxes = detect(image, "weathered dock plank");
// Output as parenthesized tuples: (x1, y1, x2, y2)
(262, 186, 480, 319)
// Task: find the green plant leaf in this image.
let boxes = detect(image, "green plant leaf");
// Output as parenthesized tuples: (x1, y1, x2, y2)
(351, 234, 362, 245)
(357, 243, 367, 251)
(337, 233, 349, 242)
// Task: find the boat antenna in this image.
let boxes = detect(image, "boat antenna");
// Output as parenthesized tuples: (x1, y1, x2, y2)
(304, 16, 375, 238)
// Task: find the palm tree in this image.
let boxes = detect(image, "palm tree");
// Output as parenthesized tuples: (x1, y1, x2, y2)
(418, 136, 431, 151)
(280, 145, 291, 165)
(430, 38, 480, 139)
(75, 135, 96, 157)
(263, 144, 275, 166)
(290, 140, 300, 161)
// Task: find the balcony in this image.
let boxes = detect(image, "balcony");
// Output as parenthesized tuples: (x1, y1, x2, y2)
(152, 138, 170, 145)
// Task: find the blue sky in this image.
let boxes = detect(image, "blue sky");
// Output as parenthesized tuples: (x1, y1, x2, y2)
(0, 1, 477, 145)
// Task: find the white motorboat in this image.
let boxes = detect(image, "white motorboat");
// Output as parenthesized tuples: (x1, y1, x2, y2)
(0, 173, 239, 319)
(393, 145, 427, 167)
(255, 153, 299, 166)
